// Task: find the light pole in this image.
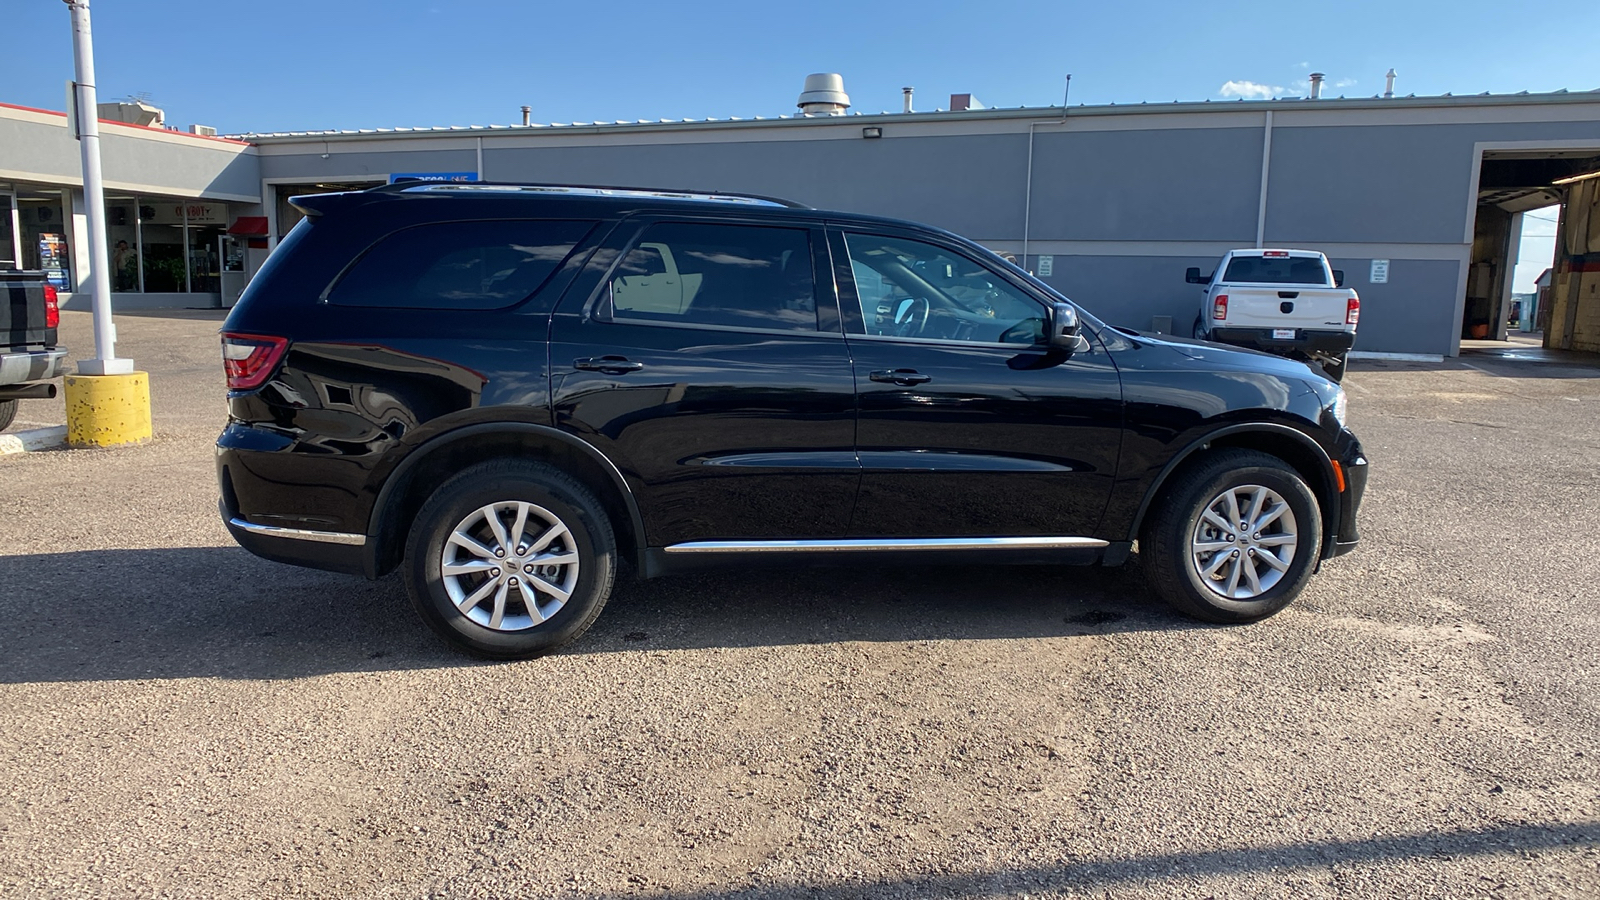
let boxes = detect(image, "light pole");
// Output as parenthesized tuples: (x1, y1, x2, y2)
(64, 0, 127, 375)
(62, 0, 150, 447)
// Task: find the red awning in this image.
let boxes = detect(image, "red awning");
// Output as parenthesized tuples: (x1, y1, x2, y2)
(227, 216, 269, 235)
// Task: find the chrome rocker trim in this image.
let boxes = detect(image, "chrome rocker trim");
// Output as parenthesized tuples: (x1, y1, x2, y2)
(229, 517, 368, 546)
(662, 536, 1109, 554)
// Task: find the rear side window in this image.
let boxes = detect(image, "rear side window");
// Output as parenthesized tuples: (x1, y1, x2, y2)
(1222, 256, 1330, 285)
(600, 222, 817, 332)
(328, 220, 594, 309)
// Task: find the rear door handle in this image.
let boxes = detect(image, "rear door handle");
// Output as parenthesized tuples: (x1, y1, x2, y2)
(869, 368, 932, 386)
(574, 356, 644, 374)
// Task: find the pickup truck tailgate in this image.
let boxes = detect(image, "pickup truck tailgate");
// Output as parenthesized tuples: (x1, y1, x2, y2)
(1226, 286, 1349, 329)
(3, 273, 56, 348)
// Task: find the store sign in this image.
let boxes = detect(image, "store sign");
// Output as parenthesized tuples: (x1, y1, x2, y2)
(388, 171, 479, 184)
(143, 202, 229, 225)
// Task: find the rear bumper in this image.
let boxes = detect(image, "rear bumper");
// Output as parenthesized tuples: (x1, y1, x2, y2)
(0, 347, 67, 388)
(217, 427, 371, 577)
(1211, 328, 1356, 355)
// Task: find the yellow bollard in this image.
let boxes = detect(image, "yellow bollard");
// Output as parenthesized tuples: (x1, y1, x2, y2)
(64, 372, 153, 448)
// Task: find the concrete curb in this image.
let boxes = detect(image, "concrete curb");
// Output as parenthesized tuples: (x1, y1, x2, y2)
(0, 425, 68, 456)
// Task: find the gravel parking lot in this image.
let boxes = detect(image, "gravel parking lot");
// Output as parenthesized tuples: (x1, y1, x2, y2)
(2, 310, 1597, 898)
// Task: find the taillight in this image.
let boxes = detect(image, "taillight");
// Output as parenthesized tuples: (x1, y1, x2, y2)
(1213, 294, 1229, 320)
(43, 285, 59, 329)
(221, 332, 288, 390)
(1346, 294, 1361, 326)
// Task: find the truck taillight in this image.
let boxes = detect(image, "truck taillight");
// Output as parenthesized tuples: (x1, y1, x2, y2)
(43, 285, 59, 329)
(1213, 294, 1229, 320)
(221, 332, 288, 390)
(1346, 294, 1361, 326)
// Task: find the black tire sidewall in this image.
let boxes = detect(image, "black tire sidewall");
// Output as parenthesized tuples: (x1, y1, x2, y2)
(405, 465, 615, 658)
(0, 399, 16, 432)
(1161, 458, 1322, 622)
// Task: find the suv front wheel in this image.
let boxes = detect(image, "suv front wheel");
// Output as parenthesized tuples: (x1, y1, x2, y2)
(1142, 449, 1322, 623)
(403, 460, 617, 659)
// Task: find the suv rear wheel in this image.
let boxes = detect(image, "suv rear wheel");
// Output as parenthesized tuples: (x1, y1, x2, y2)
(1142, 449, 1322, 623)
(403, 460, 616, 659)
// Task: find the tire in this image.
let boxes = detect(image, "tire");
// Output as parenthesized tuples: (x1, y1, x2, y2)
(1141, 449, 1323, 624)
(0, 400, 15, 433)
(1191, 315, 1205, 339)
(403, 460, 617, 659)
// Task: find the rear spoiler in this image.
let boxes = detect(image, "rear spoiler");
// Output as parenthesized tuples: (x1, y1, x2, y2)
(287, 191, 368, 218)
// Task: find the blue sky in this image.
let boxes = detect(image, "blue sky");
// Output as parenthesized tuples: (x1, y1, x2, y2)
(3, 0, 1595, 135)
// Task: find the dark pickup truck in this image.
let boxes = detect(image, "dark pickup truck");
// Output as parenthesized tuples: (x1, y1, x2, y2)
(1, 270, 67, 431)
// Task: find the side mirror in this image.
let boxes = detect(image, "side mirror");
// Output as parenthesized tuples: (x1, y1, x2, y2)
(1185, 267, 1206, 284)
(1048, 302, 1084, 351)
(1332, 269, 1345, 287)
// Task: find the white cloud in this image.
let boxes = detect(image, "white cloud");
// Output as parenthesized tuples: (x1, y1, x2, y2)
(1334, 78, 1358, 88)
(1296, 62, 1310, 69)
(1219, 80, 1284, 100)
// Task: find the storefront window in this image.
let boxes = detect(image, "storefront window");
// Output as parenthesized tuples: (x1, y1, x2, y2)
(106, 196, 139, 292)
(0, 188, 17, 269)
(17, 190, 70, 290)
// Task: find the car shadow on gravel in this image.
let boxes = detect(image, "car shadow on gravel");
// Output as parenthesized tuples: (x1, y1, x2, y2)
(569, 820, 1600, 899)
(0, 547, 1200, 683)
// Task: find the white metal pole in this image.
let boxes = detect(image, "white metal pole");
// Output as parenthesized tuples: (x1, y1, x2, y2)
(66, 0, 130, 376)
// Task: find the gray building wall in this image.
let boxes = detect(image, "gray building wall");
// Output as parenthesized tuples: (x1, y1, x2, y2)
(0, 104, 259, 201)
(242, 95, 1600, 356)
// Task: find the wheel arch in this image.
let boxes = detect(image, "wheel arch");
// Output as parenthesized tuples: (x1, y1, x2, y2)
(1129, 423, 1340, 556)
(364, 423, 647, 578)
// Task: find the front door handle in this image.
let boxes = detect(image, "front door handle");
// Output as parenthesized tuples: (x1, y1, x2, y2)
(574, 356, 644, 374)
(869, 368, 932, 386)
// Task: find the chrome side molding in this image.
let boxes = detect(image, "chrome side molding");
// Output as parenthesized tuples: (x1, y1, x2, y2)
(229, 517, 367, 546)
(662, 536, 1109, 554)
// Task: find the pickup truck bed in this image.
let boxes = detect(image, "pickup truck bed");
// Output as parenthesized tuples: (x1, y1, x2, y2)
(1, 270, 67, 430)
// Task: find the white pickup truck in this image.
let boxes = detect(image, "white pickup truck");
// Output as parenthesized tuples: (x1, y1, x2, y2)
(1188, 249, 1359, 381)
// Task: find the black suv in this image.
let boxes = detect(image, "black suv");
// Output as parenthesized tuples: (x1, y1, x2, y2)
(218, 183, 1366, 658)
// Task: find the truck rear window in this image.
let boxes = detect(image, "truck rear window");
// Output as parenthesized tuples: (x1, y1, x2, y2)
(1222, 256, 1329, 285)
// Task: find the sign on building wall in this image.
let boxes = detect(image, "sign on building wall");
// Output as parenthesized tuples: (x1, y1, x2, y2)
(1037, 254, 1054, 277)
(1370, 259, 1390, 283)
(144, 202, 228, 225)
(388, 172, 479, 184)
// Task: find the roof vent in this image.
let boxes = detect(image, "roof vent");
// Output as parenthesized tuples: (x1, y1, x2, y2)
(950, 93, 986, 111)
(797, 73, 851, 116)
(188, 124, 217, 137)
(1309, 72, 1325, 100)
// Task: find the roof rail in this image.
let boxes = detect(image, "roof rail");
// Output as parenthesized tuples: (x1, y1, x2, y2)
(365, 180, 808, 209)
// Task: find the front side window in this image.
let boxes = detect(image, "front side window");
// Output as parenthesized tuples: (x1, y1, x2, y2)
(842, 233, 1046, 345)
(601, 222, 817, 332)
(329, 219, 594, 309)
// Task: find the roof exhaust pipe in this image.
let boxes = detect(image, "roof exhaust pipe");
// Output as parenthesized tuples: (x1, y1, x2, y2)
(797, 73, 851, 116)
(902, 86, 914, 114)
(521, 105, 531, 126)
(1384, 68, 1397, 99)
(1308, 72, 1325, 99)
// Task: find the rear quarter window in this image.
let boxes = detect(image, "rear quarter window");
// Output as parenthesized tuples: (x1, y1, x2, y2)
(1222, 256, 1330, 286)
(328, 219, 595, 309)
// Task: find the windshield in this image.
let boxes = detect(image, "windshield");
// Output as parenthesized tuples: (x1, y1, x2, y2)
(1223, 256, 1330, 286)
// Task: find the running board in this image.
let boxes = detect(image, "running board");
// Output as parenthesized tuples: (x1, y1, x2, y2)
(662, 536, 1109, 554)
(229, 517, 367, 546)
